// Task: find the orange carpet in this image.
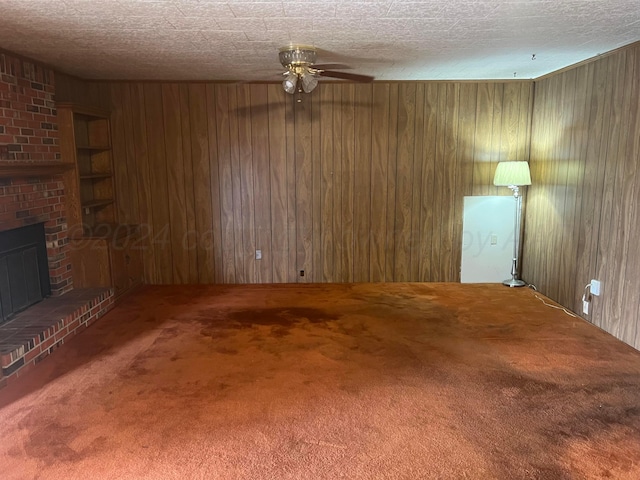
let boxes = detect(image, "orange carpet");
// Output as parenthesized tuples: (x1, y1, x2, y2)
(1, 283, 640, 479)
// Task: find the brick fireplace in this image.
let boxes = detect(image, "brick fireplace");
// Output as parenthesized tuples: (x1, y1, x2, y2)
(0, 51, 73, 296)
(0, 51, 115, 385)
(1, 176, 72, 295)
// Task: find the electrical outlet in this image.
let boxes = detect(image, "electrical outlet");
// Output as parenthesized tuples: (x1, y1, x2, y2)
(299, 270, 305, 277)
(591, 279, 601, 296)
(583, 300, 590, 315)
(255, 249, 262, 260)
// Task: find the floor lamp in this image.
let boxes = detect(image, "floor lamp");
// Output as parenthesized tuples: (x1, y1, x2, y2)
(493, 161, 532, 287)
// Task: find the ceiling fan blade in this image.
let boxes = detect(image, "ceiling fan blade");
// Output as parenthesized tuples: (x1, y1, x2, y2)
(311, 63, 351, 70)
(318, 70, 375, 82)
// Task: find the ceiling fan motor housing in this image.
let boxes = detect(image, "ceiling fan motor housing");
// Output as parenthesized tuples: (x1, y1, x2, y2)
(279, 46, 317, 68)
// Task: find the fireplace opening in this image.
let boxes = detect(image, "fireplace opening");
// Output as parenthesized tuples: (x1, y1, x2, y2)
(0, 223, 51, 325)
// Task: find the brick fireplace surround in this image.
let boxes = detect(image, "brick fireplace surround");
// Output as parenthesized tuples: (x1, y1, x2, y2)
(0, 51, 115, 387)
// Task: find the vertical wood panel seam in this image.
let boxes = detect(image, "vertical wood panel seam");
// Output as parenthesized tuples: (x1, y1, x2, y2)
(204, 85, 217, 280)
(232, 88, 242, 281)
(187, 85, 199, 277)
(368, 85, 375, 281)
(592, 60, 616, 277)
(293, 99, 298, 279)
(266, 90, 274, 282)
(409, 85, 418, 280)
(181, 85, 195, 278)
(392, 88, 400, 282)
(554, 74, 573, 302)
(569, 66, 594, 301)
(249, 88, 258, 283)
(610, 53, 636, 338)
(351, 88, 356, 282)
(159, 86, 174, 283)
(526, 82, 537, 163)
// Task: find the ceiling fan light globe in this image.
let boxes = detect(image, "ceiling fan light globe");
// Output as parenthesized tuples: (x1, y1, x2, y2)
(283, 73, 298, 94)
(301, 73, 319, 93)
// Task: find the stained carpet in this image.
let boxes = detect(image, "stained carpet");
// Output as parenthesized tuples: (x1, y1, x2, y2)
(1, 283, 640, 479)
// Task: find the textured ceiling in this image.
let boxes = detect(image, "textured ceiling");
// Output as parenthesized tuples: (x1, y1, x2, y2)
(0, 0, 638, 81)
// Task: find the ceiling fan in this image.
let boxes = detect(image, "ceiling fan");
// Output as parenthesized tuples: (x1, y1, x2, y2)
(279, 45, 374, 95)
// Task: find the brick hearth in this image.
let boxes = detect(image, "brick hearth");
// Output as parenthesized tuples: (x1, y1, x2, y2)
(0, 288, 114, 387)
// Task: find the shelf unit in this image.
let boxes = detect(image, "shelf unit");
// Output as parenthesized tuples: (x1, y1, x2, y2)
(59, 105, 116, 233)
(57, 103, 142, 299)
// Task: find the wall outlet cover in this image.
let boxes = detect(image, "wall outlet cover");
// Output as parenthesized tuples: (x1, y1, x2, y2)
(591, 280, 601, 296)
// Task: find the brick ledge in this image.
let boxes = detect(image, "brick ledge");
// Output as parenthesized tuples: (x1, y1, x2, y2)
(0, 288, 114, 385)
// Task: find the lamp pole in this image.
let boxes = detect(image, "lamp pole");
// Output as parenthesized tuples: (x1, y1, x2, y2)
(493, 161, 531, 286)
(504, 185, 526, 287)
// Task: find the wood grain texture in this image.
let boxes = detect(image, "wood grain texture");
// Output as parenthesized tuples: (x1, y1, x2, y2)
(68, 239, 111, 288)
(130, 84, 156, 284)
(237, 85, 257, 283)
(179, 84, 199, 284)
(143, 84, 173, 284)
(204, 84, 224, 284)
(617, 52, 640, 346)
(214, 85, 237, 283)
(120, 85, 141, 225)
(267, 85, 289, 283)
(522, 43, 640, 350)
(311, 90, 323, 283)
(339, 85, 355, 283)
(319, 84, 335, 282)
(57, 107, 83, 235)
(161, 83, 190, 284)
(354, 84, 372, 282)
(410, 84, 425, 282)
(380, 83, 397, 281)
(109, 84, 130, 225)
(187, 84, 214, 283)
(394, 83, 416, 282)
(55, 73, 110, 111)
(369, 84, 390, 282)
(250, 85, 273, 284)
(331, 86, 344, 283)
(294, 88, 314, 282)
(108, 80, 532, 285)
(418, 84, 438, 281)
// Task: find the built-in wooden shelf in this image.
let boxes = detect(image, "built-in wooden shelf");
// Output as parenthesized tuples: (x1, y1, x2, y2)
(59, 103, 143, 302)
(0, 162, 74, 178)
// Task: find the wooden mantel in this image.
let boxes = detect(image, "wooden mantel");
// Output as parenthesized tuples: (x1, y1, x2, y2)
(0, 162, 74, 178)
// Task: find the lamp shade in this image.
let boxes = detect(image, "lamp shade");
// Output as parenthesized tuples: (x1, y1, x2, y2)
(493, 161, 532, 187)
(282, 72, 298, 94)
(301, 73, 318, 93)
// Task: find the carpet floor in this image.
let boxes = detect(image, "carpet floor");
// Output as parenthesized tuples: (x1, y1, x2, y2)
(1, 283, 640, 479)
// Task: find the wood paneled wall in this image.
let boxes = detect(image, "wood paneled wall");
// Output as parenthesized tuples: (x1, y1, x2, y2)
(107, 81, 532, 285)
(55, 72, 111, 111)
(523, 43, 640, 349)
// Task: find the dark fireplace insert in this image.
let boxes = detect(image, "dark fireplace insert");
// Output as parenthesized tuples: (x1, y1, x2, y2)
(0, 223, 51, 324)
